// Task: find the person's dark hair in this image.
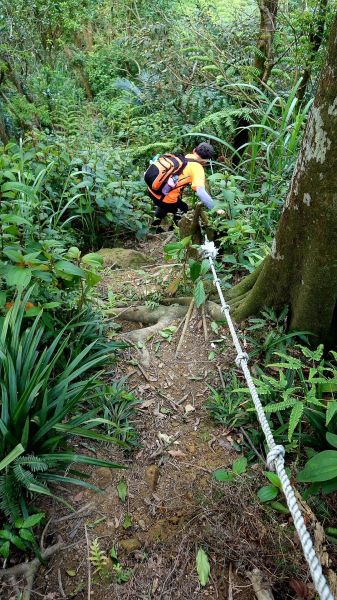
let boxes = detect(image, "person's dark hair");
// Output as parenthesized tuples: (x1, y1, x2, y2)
(194, 142, 215, 160)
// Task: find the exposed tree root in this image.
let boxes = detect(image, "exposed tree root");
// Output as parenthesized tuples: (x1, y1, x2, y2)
(176, 297, 194, 356)
(0, 538, 64, 600)
(112, 304, 188, 344)
(111, 299, 224, 346)
(226, 262, 265, 301)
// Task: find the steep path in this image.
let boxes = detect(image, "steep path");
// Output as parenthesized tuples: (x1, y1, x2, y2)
(29, 234, 298, 600)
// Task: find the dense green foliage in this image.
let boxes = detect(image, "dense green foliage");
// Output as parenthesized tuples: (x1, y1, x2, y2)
(1, 0, 337, 570)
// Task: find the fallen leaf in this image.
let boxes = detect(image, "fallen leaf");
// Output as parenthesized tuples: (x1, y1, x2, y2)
(218, 439, 232, 451)
(139, 399, 156, 409)
(166, 276, 181, 296)
(66, 569, 76, 577)
(167, 449, 186, 458)
(158, 433, 172, 445)
(117, 478, 128, 503)
(185, 403, 195, 414)
(73, 491, 84, 502)
(196, 548, 210, 586)
(289, 579, 310, 598)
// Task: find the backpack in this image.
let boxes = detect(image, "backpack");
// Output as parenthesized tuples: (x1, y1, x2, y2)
(144, 153, 187, 200)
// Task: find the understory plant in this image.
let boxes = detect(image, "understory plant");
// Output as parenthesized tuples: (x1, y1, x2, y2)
(0, 291, 125, 527)
(97, 379, 140, 446)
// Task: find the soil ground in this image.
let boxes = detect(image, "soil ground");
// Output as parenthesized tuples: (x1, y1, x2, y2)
(1, 234, 321, 600)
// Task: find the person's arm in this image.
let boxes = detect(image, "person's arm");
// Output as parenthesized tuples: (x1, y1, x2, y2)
(190, 163, 223, 213)
(195, 186, 214, 209)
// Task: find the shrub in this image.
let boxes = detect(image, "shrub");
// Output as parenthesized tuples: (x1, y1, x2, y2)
(0, 291, 125, 524)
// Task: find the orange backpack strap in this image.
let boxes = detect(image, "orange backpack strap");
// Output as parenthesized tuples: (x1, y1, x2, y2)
(144, 153, 187, 196)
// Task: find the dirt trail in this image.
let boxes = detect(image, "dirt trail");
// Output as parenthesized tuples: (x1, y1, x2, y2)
(13, 234, 294, 600)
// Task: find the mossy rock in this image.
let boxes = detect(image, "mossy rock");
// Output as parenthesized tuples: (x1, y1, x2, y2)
(98, 248, 154, 269)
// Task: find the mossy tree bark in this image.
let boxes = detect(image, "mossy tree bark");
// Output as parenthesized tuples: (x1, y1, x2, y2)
(255, 0, 278, 83)
(230, 13, 337, 345)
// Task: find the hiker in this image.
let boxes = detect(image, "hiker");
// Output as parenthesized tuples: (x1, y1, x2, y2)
(144, 143, 222, 233)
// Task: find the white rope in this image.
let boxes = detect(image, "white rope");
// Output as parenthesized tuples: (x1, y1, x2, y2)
(200, 237, 334, 600)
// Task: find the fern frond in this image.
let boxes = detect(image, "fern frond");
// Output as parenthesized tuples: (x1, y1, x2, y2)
(12, 464, 39, 488)
(15, 456, 49, 472)
(51, 101, 84, 137)
(193, 106, 254, 137)
(89, 538, 109, 575)
(264, 398, 297, 413)
(0, 474, 21, 522)
(288, 401, 304, 441)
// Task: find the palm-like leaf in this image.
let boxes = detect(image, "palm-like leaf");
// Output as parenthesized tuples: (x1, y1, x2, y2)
(0, 291, 124, 523)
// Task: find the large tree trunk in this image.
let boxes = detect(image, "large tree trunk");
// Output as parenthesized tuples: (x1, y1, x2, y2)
(63, 48, 94, 100)
(0, 112, 9, 145)
(229, 13, 337, 346)
(255, 0, 278, 83)
(296, 0, 328, 102)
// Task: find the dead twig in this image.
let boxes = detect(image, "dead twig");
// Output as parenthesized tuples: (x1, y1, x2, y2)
(228, 563, 233, 600)
(175, 297, 194, 356)
(136, 361, 151, 381)
(201, 304, 208, 342)
(57, 568, 66, 598)
(240, 427, 266, 466)
(0, 538, 64, 600)
(53, 502, 94, 524)
(217, 365, 226, 391)
(84, 524, 92, 600)
(247, 569, 275, 600)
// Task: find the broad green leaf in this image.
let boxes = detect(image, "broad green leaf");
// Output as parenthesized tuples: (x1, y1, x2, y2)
(82, 253, 103, 267)
(326, 403, 337, 426)
(54, 260, 85, 277)
(297, 451, 337, 482)
(117, 478, 128, 503)
(213, 469, 233, 482)
(321, 477, 337, 494)
(0, 214, 30, 225)
(164, 242, 183, 255)
(43, 302, 61, 309)
(200, 259, 210, 276)
(257, 485, 278, 502)
(232, 456, 247, 475)
(194, 280, 206, 308)
(3, 248, 23, 262)
(189, 260, 201, 282)
(19, 529, 35, 543)
(1, 181, 35, 197)
(5, 266, 32, 289)
(222, 189, 235, 203)
(7, 533, 26, 551)
(327, 432, 337, 449)
(84, 270, 101, 286)
(196, 548, 210, 586)
(66, 247, 81, 260)
(263, 471, 282, 489)
(181, 236, 192, 247)
(270, 501, 289, 514)
(0, 541, 10, 558)
(15, 513, 44, 529)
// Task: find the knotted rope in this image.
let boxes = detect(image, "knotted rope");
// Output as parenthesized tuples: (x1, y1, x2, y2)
(200, 237, 334, 600)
